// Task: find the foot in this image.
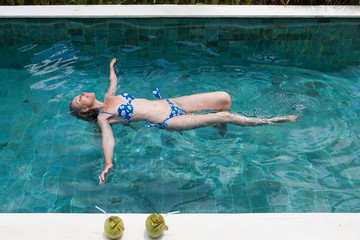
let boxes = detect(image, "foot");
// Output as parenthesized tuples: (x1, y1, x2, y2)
(287, 115, 299, 122)
(269, 114, 299, 123)
(212, 123, 227, 137)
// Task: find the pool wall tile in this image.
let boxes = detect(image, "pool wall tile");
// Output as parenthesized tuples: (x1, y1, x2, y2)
(124, 28, 139, 46)
(215, 190, 235, 213)
(1, 16, 360, 214)
(177, 23, 190, 42)
(162, 192, 183, 213)
(229, 41, 244, 57)
(179, 192, 200, 213)
(164, 27, 178, 43)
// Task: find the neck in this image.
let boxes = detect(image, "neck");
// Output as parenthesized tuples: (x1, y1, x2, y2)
(90, 100, 105, 110)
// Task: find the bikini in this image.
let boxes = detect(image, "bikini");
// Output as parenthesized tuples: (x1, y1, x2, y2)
(145, 88, 187, 128)
(99, 93, 135, 123)
(99, 88, 186, 128)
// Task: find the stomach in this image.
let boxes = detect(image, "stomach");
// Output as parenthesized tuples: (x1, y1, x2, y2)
(131, 99, 173, 123)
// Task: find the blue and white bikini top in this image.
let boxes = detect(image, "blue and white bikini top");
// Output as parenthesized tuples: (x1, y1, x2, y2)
(98, 93, 135, 123)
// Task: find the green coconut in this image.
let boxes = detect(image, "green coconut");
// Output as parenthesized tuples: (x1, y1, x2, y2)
(104, 216, 125, 239)
(145, 213, 168, 238)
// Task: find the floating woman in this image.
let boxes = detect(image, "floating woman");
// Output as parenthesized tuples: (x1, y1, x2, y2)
(70, 58, 298, 184)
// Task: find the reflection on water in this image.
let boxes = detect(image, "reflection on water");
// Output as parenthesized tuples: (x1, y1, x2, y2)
(0, 32, 360, 214)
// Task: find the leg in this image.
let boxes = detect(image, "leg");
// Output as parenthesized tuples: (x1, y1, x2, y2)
(166, 112, 298, 131)
(169, 91, 232, 113)
(165, 112, 267, 131)
(269, 115, 298, 123)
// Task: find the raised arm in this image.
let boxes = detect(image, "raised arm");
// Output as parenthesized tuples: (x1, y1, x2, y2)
(98, 117, 115, 184)
(103, 58, 118, 102)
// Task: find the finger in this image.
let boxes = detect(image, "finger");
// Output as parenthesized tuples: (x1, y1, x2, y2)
(99, 172, 106, 184)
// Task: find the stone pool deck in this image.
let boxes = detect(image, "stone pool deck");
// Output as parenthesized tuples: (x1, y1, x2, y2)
(0, 5, 359, 18)
(1, 213, 359, 240)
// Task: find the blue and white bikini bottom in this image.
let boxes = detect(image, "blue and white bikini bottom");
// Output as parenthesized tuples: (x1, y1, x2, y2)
(145, 88, 187, 129)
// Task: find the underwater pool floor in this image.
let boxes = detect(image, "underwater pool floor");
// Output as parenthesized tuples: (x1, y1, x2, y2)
(1, 213, 360, 240)
(1, 15, 360, 214)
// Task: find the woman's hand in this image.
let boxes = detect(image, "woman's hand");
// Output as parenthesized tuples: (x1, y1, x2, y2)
(99, 163, 113, 184)
(98, 118, 115, 184)
(104, 58, 118, 102)
(110, 58, 116, 66)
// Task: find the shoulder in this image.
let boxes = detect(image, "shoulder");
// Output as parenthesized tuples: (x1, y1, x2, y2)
(103, 94, 123, 103)
(97, 114, 111, 125)
(103, 95, 112, 103)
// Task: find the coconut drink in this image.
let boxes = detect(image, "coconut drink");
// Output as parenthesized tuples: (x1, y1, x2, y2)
(145, 213, 168, 238)
(104, 216, 125, 239)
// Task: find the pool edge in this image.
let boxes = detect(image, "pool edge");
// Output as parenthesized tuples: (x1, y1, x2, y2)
(0, 5, 359, 18)
(1, 213, 359, 239)
(1, 5, 360, 240)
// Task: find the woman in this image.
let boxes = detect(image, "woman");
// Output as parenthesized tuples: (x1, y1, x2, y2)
(70, 58, 298, 184)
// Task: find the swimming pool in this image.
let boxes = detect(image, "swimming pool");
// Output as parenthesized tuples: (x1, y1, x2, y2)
(0, 18, 359, 214)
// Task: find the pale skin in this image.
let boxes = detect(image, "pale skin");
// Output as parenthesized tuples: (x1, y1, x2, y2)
(71, 58, 298, 184)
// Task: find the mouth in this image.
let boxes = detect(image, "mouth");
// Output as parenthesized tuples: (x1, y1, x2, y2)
(82, 92, 93, 98)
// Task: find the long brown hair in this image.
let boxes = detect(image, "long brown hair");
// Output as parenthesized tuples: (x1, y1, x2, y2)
(69, 102, 98, 123)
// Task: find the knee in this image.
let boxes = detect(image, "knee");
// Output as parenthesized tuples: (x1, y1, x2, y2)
(217, 111, 232, 119)
(216, 111, 234, 123)
(217, 91, 232, 110)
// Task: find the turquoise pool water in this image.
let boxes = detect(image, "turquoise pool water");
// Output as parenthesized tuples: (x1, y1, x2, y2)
(0, 18, 359, 213)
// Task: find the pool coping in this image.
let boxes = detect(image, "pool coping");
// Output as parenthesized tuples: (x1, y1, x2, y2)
(0, 5, 359, 18)
(1, 213, 360, 240)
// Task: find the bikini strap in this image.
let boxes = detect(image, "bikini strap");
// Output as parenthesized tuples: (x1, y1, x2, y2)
(145, 101, 179, 128)
(97, 97, 114, 115)
(145, 91, 187, 128)
(152, 88, 162, 99)
(145, 121, 168, 129)
(122, 93, 135, 101)
(97, 109, 116, 116)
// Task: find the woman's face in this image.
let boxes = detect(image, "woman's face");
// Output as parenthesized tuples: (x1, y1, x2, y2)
(71, 92, 96, 111)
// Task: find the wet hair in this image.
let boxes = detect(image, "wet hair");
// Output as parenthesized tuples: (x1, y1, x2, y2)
(69, 102, 98, 123)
